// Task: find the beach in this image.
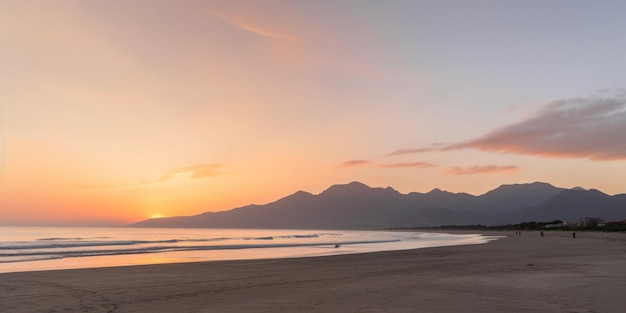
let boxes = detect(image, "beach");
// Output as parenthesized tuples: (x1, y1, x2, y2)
(1, 231, 625, 313)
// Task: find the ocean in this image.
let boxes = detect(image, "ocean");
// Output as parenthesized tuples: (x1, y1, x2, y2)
(0, 227, 497, 273)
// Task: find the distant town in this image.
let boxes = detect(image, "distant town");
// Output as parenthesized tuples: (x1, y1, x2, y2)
(414, 217, 626, 232)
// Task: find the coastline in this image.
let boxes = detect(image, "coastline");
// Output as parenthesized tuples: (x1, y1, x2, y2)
(0, 228, 491, 273)
(1, 230, 625, 312)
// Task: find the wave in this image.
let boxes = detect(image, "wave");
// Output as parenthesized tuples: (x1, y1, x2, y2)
(37, 236, 110, 241)
(1, 233, 331, 251)
(0, 239, 400, 263)
(0, 239, 180, 250)
(283, 234, 320, 238)
(0, 229, 426, 266)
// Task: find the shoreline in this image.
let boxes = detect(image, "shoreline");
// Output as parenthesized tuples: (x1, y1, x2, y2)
(0, 229, 493, 274)
(2, 230, 625, 312)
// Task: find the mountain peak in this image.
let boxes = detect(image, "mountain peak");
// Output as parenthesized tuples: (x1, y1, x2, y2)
(480, 182, 559, 196)
(322, 181, 371, 194)
(427, 188, 446, 194)
(346, 181, 370, 188)
(293, 190, 313, 196)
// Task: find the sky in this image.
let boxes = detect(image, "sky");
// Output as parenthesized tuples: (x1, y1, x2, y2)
(2, 0, 626, 226)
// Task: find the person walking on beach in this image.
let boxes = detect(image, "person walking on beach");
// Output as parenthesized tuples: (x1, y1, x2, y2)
(572, 232, 576, 239)
(541, 232, 544, 238)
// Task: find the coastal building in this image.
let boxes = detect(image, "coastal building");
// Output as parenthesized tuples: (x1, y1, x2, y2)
(580, 217, 603, 227)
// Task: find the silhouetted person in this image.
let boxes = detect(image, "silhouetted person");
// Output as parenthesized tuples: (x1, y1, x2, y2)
(541, 232, 544, 238)
(572, 232, 576, 239)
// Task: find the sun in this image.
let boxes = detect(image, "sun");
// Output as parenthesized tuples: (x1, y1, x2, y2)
(149, 213, 167, 219)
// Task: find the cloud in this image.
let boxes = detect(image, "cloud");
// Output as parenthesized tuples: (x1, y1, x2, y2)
(78, 163, 224, 189)
(338, 160, 436, 169)
(388, 143, 447, 156)
(209, 11, 294, 41)
(158, 163, 224, 183)
(381, 162, 436, 169)
(339, 160, 372, 168)
(458, 97, 626, 160)
(447, 165, 519, 176)
(391, 95, 626, 161)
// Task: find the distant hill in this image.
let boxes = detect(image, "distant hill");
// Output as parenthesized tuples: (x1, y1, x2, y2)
(131, 181, 626, 229)
(492, 189, 626, 224)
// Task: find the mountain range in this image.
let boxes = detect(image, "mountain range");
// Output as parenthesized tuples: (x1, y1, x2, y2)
(132, 181, 626, 229)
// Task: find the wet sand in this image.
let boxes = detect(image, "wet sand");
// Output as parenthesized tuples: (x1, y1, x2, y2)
(1, 231, 625, 313)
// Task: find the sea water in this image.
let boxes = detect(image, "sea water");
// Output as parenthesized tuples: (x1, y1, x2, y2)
(0, 227, 497, 273)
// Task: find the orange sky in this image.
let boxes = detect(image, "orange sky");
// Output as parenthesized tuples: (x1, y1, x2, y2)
(2, 0, 626, 226)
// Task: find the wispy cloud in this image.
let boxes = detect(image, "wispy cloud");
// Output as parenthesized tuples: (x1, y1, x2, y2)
(209, 11, 294, 41)
(78, 164, 224, 189)
(338, 160, 436, 169)
(158, 163, 224, 182)
(381, 162, 436, 169)
(447, 165, 519, 176)
(207, 8, 381, 80)
(389, 143, 447, 156)
(391, 95, 626, 161)
(339, 160, 372, 168)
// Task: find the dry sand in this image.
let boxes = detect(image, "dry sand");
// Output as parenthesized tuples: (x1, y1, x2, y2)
(1, 231, 625, 313)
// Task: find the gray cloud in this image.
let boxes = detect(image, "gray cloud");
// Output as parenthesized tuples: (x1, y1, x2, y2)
(392, 95, 626, 161)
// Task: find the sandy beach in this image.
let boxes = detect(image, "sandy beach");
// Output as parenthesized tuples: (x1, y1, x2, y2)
(1, 231, 625, 313)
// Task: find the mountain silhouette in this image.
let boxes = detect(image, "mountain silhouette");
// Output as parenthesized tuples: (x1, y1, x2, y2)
(493, 189, 626, 224)
(132, 181, 626, 229)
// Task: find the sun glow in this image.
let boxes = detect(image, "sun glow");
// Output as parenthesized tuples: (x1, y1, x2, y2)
(149, 214, 167, 219)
